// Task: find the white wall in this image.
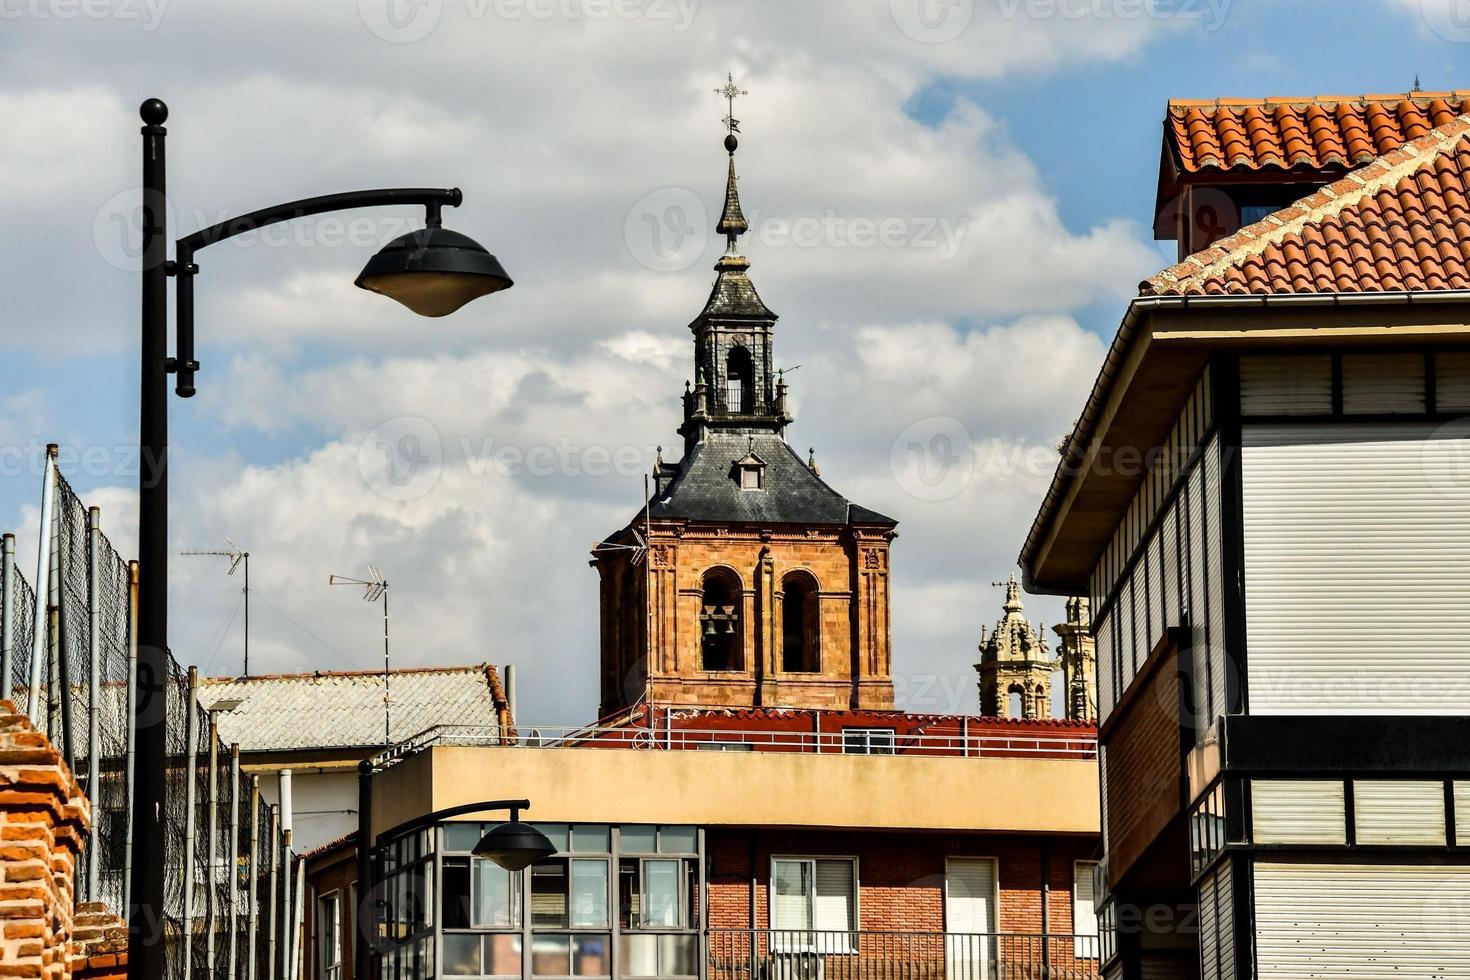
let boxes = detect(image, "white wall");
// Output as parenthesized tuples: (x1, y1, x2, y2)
(255, 769, 359, 853)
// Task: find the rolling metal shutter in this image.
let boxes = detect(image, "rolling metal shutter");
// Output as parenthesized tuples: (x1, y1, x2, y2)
(1341, 353, 1425, 415)
(1096, 608, 1116, 721)
(1251, 780, 1346, 844)
(1353, 781, 1446, 845)
(1457, 782, 1470, 846)
(1255, 862, 1470, 977)
(1239, 354, 1332, 415)
(1242, 422, 1470, 714)
(1202, 437, 1227, 722)
(1199, 871, 1219, 980)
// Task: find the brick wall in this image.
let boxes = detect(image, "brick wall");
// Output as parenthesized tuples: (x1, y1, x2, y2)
(1103, 641, 1183, 887)
(0, 700, 128, 980)
(706, 827, 1097, 935)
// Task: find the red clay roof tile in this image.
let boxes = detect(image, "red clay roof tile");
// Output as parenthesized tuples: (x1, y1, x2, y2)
(1143, 115, 1470, 296)
(1167, 93, 1470, 174)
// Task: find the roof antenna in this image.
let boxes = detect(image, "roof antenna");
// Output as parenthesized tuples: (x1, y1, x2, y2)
(182, 538, 250, 676)
(329, 566, 391, 746)
(1413, 74, 1422, 93)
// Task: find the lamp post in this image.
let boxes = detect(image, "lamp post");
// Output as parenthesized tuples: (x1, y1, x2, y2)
(355, 773, 557, 978)
(129, 98, 513, 980)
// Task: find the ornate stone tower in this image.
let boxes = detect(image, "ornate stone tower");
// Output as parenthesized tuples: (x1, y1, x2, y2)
(976, 576, 1057, 719)
(1053, 596, 1097, 722)
(593, 81, 898, 719)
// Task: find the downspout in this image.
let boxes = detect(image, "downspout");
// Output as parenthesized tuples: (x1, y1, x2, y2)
(357, 759, 373, 980)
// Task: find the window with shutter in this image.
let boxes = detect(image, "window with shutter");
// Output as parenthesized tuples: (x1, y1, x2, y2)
(1074, 861, 1099, 959)
(945, 858, 996, 980)
(771, 858, 857, 953)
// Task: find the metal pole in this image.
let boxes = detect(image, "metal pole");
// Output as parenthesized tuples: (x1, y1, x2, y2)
(1, 532, 14, 704)
(183, 667, 199, 980)
(382, 589, 390, 746)
(248, 775, 260, 980)
(53, 496, 73, 776)
(130, 97, 170, 980)
(243, 553, 250, 677)
(280, 769, 294, 980)
(229, 744, 241, 980)
(356, 760, 373, 980)
(208, 715, 220, 973)
(123, 559, 139, 913)
(268, 804, 280, 980)
(86, 506, 102, 901)
(27, 446, 55, 724)
(291, 855, 306, 980)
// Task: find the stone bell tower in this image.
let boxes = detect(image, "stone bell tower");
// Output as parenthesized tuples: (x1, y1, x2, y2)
(976, 575, 1057, 720)
(1053, 596, 1097, 722)
(592, 77, 899, 720)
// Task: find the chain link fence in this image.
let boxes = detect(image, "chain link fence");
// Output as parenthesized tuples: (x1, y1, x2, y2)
(0, 462, 300, 980)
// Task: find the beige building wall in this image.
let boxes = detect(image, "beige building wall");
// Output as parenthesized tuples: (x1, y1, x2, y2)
(369, 745, 1098, 840)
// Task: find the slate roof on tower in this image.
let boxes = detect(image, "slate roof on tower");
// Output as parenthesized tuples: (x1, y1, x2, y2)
(649, 430, 895, 526)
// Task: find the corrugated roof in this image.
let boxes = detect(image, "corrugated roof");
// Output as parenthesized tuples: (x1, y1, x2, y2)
(199, 664, 503, 753)
(1145, 115, 1470, 295)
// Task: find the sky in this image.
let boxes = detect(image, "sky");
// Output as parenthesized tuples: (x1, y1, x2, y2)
(0, 0, 1465, 723)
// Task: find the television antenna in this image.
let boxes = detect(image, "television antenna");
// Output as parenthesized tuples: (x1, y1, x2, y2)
(182, 538, 251, 676)
(329, 565, 391, 746)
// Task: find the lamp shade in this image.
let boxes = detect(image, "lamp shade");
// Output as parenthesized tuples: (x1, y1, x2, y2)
(473, 820, 558, 871)
(356, 226, 513, 317)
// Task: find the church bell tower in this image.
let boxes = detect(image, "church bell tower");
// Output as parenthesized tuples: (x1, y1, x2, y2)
(593, 77, 898, 719)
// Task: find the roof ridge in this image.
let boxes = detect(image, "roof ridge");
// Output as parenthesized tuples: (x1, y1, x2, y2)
(1167, 91, 1470, 111)
(1144, 114, 1470, 296)
(199, 662, 494, 683)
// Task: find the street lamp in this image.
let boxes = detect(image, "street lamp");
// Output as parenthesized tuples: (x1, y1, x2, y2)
(129, 97, 513, 980)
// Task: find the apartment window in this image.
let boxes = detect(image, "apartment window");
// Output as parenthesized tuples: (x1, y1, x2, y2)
(842, 728, 895, 755)
(1073, 861, 1099, 959)
(771, 858, 857, 951)
(318, 891, 342, 980)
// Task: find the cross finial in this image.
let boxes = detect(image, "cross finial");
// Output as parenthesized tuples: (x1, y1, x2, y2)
(716, 71, 747, 137)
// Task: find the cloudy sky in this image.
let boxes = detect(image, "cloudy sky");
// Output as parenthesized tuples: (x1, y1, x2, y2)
(0, 0, 1463, 722)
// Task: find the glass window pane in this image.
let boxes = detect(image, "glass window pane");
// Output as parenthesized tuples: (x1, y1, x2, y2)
(443, 934, 481, 976)
(620, 826, 657, 853)
(475, 859, 520, 928)
(658, 935, 697, 977)
(620, 935, 658, 978)
(532, 861, 569, 929)
(445, 823, 484, 852)
(483, 934, 523, 978)
(441, 863, 470, 934)
(772, 860, 812, 931)
(570, 859, 610, 928)
(573, 825, 611, 853)
(659, 827, 696, 854)
(572, 935, 610, 977)
(536, 824, 570, 853)
(532, 935, 571, 976)
(641, 860, 680, 928)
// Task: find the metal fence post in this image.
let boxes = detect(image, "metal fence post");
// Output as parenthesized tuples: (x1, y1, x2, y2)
(268, 803, 279, 980)
(123, 560, 139, 913)
(183, 666, 199, 980)
(281, 827, 293, 980)
(86, 506, 102, 901)
(248, 776, 260, 980)
(27, 446, 55, 724)
(2, 532, 14, 703)
(229, 744, 241, 980)
(208, 714, 220, 975)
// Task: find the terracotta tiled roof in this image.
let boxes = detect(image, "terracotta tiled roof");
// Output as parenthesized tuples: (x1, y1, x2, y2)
(1167, 93, 1470, 173)
(1143, 115, 1470, 296)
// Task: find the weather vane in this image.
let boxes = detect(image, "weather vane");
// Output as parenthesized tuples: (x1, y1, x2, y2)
(716, 71, 747, 135)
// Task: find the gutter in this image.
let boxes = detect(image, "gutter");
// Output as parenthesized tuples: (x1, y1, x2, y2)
(1019, 289, 1470, 592)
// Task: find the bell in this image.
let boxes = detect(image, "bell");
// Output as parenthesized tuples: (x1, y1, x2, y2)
(722, 619, 736, 635)
(704, 619, 717, 638)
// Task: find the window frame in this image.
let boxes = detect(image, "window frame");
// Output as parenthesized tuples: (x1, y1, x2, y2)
(942, 856, 999, 935)
(1072, 860, 1100, 959)
(317, 889, 343, 980)
(840, 728, 896, 756)
(768, 855, 859, 954)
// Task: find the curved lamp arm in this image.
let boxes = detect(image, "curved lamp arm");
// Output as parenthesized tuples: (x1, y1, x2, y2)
(169, 187, 464, 397)
(373, 797, 531, 848)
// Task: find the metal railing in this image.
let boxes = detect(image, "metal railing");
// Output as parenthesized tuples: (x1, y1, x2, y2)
(378, 722, 1097, 762)
(707, 929, 1101, 980)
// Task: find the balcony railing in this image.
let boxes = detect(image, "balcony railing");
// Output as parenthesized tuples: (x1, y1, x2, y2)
(375, 723, 1097, 767)
(707, 929, 1101, 980)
